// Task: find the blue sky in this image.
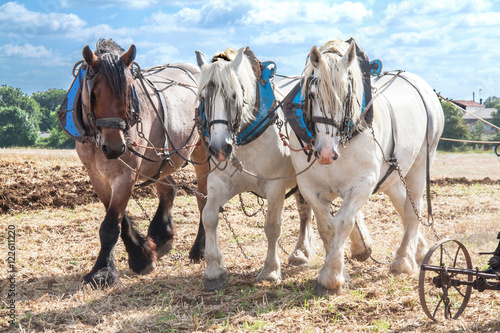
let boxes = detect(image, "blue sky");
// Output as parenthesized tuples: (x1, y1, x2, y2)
(1, 0, 499, 102)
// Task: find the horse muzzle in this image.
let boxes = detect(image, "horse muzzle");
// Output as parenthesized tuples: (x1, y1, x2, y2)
(314, 147, 339, 165)
(99, 128, 127, 159)
(208, 141, 233, 163)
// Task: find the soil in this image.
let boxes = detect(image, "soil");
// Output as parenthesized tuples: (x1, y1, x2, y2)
(0, 160, 195, 214)
(1, 158, 499, 214)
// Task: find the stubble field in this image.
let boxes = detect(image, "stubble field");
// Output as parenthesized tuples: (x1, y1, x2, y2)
(1, 148, 499, 332)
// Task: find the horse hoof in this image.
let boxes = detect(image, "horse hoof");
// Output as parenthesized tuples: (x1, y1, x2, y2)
(288, 251, 310, 267)
(140, 261, 156, 275)
(156, 240, 173, 259)
(352, 248, 372, 262)
(204, 272, 230, 291)
(188, 247, 205, 263)
(83, 268, 118, 289)
(314, 281, 342, 297)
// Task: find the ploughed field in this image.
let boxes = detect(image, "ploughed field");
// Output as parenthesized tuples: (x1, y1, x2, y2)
(0, 149, 499, 332)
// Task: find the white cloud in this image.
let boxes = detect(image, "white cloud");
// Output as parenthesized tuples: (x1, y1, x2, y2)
(0, 43, 54, 58)
(239, 1, 371, 25)
(61, 0, 161, 9)
(465, 12, 500, 26)
(0, 2, 85, 36)
(134, 44, 179, 67)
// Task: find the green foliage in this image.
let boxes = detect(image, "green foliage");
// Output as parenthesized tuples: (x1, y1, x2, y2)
(470, 120, 485, 142)
(438, 100, 471, 151)
(0, 106, 39, 147)
(31, 89, 66, 132)
(0, 85, 41, 123)
(484, 96, 500, 108)
(491, 105, 500, 141)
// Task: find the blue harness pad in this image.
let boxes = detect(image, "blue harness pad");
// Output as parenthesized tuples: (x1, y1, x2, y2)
(198, 61, 278, 146)
(236, 61, 277, 145)
(57, 67, 89, 142)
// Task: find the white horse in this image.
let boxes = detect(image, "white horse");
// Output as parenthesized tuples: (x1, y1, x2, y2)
(194, 47, 319, 291)
(288, 39, 444, 295)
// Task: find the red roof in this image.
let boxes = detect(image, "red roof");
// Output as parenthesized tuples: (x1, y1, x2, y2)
(453, 100, 484, 108)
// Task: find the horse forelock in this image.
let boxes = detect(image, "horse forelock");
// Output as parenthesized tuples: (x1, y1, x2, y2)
(303, 40, 364, 128)
(91, 39, 129, 99)
(199, 53, 257, 127)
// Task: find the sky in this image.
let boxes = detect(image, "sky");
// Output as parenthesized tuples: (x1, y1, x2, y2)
(1, 0, 499, 102)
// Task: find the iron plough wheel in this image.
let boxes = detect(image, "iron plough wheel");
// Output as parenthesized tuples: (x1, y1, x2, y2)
(418, 238, 473, 321)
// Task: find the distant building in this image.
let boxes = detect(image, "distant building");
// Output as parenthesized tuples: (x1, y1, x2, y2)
(463, 108, 496, 132)
(453, 100, 495, 132)
(453, 100, 485, 113)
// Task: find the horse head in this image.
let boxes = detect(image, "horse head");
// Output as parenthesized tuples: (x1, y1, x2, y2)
(196, 47, 259, 162)
(82, 39, 136, 159)
(302, 39, 364, 165)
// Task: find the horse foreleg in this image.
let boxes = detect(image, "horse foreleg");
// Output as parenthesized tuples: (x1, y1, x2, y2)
(257, 189, 286, 283)
(386, 166, 427, 275)
(148, 175, 177, 259)
(203, 190, 230, 291)
(317, 190, 371, 296)
(189, 142, 210, 262)
(348, 211, 373, 262)
(121, 213, 157, 274)
(288, 190, 314, 266)
(84, 208, 122, 289)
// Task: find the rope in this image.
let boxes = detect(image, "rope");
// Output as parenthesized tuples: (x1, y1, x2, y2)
(440, 138, 500, 144)
(232, 157, 316, 181)
(436, 92, 500, 131)
(117, 156, 215, 190)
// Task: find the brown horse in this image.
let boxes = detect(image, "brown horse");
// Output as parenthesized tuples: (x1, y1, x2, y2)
(68, 39, 208, 288)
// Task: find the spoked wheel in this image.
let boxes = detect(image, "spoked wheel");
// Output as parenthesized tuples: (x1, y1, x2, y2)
(418, 238, 473, 321)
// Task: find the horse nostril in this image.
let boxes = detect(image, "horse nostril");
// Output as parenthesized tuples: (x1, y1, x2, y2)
(223, 143, 233, 158)
(102, 145, 109, 156)
(314, 150, 320, 159)
(120, 145, 126, 155)
(208, 145, 217, 157)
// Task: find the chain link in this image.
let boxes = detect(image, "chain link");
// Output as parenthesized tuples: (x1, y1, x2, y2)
(369, 127, 442, 242)
(220, 209, 254, 260)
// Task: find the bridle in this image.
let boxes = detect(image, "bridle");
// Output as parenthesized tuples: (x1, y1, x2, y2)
(304, 73, 358, 146)
(200, 81, 249, 138)
(81, 62, 140, 144)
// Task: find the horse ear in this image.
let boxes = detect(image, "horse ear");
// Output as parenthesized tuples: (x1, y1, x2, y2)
(195, 50, 207, 68)
(341, 41, 356, 68)
(231, 48, 245, 71)
(83, 45, 99, 69)
(121, 44, 136, 68)
(243, 47, 262, 79)
(309, 46, 322, 68)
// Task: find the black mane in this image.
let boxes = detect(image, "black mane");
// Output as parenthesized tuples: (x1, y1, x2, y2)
(93, 39, 128, 97)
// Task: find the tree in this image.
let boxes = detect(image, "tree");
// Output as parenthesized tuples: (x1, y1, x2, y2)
(37, 110, 75, 149)
(0, 106, 39, 147)
(31, 89, 66, 132)
(484, 96, 500, 108)
(438, 100, 471, 151)
(0, 85, 41, 124)
(491, 105, 500, 141)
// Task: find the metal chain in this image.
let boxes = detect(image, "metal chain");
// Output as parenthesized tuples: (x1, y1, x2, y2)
(131, 191, 152, 222)
(221, 209, 254, 260)
(370, 127, 442, 241)
(239, 193, 265, 217)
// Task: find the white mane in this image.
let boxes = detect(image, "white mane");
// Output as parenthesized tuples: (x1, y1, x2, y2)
(198, 49, 257, 128)
(302, 40, 364, 129)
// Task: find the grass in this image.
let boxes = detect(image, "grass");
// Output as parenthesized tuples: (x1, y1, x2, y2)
(0, 148, 499, 332)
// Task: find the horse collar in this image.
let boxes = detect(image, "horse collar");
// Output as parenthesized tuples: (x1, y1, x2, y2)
(58, 62, 141, 144)
(196, 61, 279, 146)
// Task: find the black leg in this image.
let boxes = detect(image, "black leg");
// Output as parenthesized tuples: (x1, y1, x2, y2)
(148, 209, 175, 258)
(189, 217, 205, 262)
(121, 214, 157, 274)
(83, 210, 120, 289)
